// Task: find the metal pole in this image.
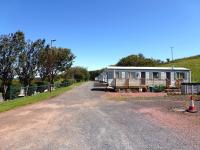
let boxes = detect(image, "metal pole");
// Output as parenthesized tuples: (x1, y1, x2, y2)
(51, 39, 56, 48)
(170, 47, 174, 86)
(170, 47, 174, 61)
(49, 39, 56, 92)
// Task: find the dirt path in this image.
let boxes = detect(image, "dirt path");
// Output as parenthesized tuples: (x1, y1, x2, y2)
(0, 82, 200, 150)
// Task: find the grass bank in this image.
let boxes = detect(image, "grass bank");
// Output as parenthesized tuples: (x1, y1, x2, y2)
(0, 82, 84, 113)
(159, 55, 200, 82)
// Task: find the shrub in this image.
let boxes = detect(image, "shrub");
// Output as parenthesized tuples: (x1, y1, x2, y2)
(154, 85, 166, 92)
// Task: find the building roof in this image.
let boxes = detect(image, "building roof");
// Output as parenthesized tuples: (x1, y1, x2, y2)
(107, 66, 190, 71)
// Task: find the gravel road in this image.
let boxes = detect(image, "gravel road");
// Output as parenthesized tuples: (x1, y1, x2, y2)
(0, 82, 199, 150)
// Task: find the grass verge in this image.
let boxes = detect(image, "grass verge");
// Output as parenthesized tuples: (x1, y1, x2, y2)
(158, 55, 200, 82)
(0, 82, 84, 113)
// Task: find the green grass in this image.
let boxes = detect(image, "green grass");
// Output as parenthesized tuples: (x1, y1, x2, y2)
(0, 82, 84, 113)
(159, 55, 200, 82)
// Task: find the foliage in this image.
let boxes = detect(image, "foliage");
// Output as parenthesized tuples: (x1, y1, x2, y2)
(89, 69, 104, 80)
(153, 85, 166, 92)
(116, 54, 164, 66)
(38, 46, 75, 87)
(64, 66, 90, 82)
(16, 39, 45, 87)
(61, 79, 75, 85)
(115, 53, 200, 82)
(33, 81, 48, 93)
(159, 55, 200, 82)
(5, 79, 75, 100)
(0, 31, 77, 100)
(0, 82, 84, 113)
(166, 58, 170, 63)
(0, 31, 25, 100)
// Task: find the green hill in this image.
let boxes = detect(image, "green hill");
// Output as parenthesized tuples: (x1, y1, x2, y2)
(159, 55, 200, 82)
(115, 54, 200, 82)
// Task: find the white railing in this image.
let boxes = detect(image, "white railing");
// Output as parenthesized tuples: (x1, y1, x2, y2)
(114, 78, 174, 88)
(115, 78, 129, 87)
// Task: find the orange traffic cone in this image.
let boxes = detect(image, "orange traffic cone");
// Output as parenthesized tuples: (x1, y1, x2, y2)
(187, 96, 198, 113)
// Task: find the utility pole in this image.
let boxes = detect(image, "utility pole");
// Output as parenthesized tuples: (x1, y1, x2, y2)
(48, 39, 56, 92)
(51, 39, 56, 48)
(170, 47, 175, 87)
(170, 47, 174, 61)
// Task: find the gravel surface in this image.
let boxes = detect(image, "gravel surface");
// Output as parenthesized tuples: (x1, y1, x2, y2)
(0, 82, 200, 150)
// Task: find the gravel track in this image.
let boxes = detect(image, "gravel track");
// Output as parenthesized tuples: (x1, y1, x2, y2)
(0, 82, 199, 150)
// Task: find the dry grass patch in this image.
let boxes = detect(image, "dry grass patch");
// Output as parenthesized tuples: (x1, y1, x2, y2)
(104, 92, 168, 101)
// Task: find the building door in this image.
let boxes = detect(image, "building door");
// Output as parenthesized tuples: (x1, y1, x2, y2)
(166, 72, 171, 86)
(141, 72, 146, 85)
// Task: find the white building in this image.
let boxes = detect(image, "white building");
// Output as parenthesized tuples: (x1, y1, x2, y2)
(102, 66, 191, 89)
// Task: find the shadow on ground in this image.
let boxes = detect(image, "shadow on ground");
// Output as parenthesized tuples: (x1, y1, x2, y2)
(91, 87, 115, 92)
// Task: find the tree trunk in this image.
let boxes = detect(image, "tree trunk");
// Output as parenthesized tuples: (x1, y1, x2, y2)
(25, 85, 29, 96)
(64, 73, 67, 82)
(3, 84, 8, 101)
(50, 77, 55, 91)
(48, 82, 51, 92)
(47, 76, 52, 92)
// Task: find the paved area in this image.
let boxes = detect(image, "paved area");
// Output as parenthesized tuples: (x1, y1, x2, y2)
(0, 82, 200, 150)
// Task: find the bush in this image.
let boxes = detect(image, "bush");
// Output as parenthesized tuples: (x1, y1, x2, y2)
(154, 85, 166, 92)
(27, 84, 38, 96)
(9, 85, 21, 100)
(34, 81, 48, 93)
(61, 79, 75, 86)
(1, 79, 74, 100)
(63, 67, 90, 82)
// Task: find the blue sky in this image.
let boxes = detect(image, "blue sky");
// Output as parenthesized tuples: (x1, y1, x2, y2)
(1, 0, 200, 70)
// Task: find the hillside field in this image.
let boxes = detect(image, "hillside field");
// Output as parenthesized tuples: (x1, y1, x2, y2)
(159, 55, 200, 82)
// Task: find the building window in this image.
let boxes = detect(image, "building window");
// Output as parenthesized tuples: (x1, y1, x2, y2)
(107, 72, 113, 79)
(176, 72, 185, 79)
(115, 72, 120, 79)
(128, 72, 140, 79)
(153, 72, 160, 79)
(128, 72, 136, 79)
(136, 72, 140, 78)
(116, 72, 125, 79)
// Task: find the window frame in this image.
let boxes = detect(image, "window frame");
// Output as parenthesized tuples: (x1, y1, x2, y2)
(115, 72, 120, 79)
(176, 72, 185, 80)
(153, 72, 160, 79)
(128, 72, 136, 79)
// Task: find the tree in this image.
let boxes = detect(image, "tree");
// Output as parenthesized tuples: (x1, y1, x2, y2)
(0, 31, 25, 100)
(66, 67, 90, 82)
(38, 46, 75, 91)
(16, 39, 45, 95)
(116, 54, 163, 66)
(166, 58, 170, 63)
(89, 69, 104, 80)
(138, 53, 144, 58)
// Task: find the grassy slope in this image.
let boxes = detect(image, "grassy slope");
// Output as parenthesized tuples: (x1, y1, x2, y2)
(159, 55, 200, 82)
(0, 82, 84, 113)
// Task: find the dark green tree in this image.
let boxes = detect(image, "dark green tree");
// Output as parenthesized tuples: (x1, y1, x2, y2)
(38, 46, 75, 91)
(116, 54, 163, 66)
(89, 69, 104, 80)
(166, 58, 170, 63)
(66, 67, 90, 82)
(16, 39, 45, 95)
(0, 31, 25, 100)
